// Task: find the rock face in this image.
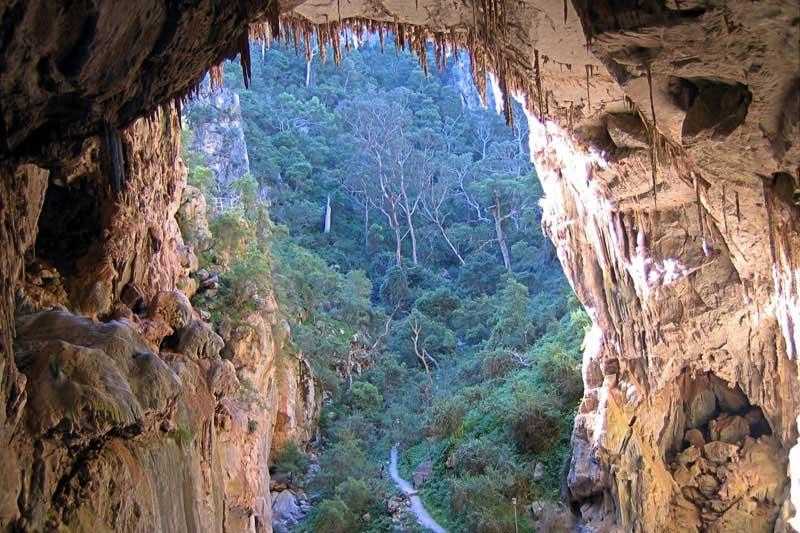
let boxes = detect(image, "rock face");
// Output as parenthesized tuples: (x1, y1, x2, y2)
(0, 106, 319, 532)
(188, 85, 255, 210)
(0, 1, 797, 532)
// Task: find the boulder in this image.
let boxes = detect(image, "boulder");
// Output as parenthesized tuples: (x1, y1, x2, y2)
(676, 445, 702, 466)
(709, 414, 750, 444)
(149, 290, 193, 332)
(703, 441, 739, 464)
(177, 319, 224, 359)
(685, 384, 716, 429)
(685, 428, 705, 448)
(272, 490, 302, 525)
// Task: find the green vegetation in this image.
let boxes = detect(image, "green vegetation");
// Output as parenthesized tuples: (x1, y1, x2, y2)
(185, 40, 585, 532)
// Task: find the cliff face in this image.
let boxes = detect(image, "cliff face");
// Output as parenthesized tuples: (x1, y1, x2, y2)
(0, 106, 319, 532)
(188, 86, 255, 210)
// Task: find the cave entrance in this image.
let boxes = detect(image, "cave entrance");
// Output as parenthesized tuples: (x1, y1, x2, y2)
(33, 176, 102, 276)
(666, 372, 787, 530)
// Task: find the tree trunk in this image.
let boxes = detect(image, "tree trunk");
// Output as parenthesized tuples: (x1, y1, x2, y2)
(305, 56, 313, 87)
(411, 318, 433, 387)
(391, 208, 403, 267)
(436, 219, 465, 265)
(323, 194, 332, 234)
(363, 201, 369, 251)
(494, 191, 512, 271)
(405, 205, 419, 265)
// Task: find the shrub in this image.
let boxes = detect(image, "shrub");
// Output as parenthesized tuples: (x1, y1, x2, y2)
(335, 478, 374, 515)
(428, 395, 467, 438)
(539, 344, 582, 407)
(451, 437, 512, 475)
(271, 441, 309, 478)
(349, 381, 383, 412)
(480, 348, 519, 379)
(507, 390, 562, 454)
(315, 438, 370, 494)
(379, 266, 409, 309)
(311, 498, 356, 533)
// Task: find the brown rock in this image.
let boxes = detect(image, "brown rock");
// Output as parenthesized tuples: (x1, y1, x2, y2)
(697, 474, 719, 498)
(703, 442, 739, 464)
(685, 428, 706, 448)
(177, 319, 224, 359)
(677, 445, 702, 466)
(149, 290, 193, 332)
(709, 414, 750, 444)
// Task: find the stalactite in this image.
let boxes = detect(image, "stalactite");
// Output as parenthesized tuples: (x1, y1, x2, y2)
(239, 28, 252, 89)
(585, 64, 591, 110)
(564, 0, 568, 24)
(101, 121, 125, 196)
(244, 7, 525, 125)
(209, 65, 224, 89)
(534, 50, 544, 118)
(693, 173, 705, 244)
(735, 191, 741, 222)
(762, 175, 780, 272)
(722, 184, 729, 235)
(645, 64, 658, 209)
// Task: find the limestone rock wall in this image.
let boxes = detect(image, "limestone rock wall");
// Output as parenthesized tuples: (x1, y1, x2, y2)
(188, 85, 256, 211)
(0, 105, 319, 532)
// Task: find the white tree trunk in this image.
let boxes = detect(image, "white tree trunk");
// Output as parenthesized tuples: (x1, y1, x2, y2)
(323, 194, 332, 234)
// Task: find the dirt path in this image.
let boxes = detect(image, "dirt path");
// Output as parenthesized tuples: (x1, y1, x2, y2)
(389, 446, 447, 533)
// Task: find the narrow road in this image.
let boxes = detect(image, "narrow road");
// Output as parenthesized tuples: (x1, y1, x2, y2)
(389, 445, 448, 533)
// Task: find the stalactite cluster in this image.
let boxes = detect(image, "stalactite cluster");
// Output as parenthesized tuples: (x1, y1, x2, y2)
(186, 0, 552, 129)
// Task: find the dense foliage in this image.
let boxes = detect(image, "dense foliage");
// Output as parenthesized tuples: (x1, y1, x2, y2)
(186, 39, 585, 532)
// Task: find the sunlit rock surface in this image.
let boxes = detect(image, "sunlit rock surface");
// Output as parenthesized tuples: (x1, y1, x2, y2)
(0, 106, 319, 532)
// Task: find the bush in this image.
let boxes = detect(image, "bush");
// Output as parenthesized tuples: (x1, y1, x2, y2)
(271, 441, 309, 478)
(311, 498, 356, 533)
(480, 348, 519, 379)
(315, 438, 371, 494)
(335, 478, 374, 515)
(539, 344, 582, 407)
(451, 437, 512, 475)
(379, 266, 409, 308)
(507, 390, 562, 454)
(349, 381, 383, 412)
(428, 395, 467, 438)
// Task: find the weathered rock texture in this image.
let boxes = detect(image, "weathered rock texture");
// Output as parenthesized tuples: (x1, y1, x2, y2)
(0, 105, 319, 532)
(0, 1, 797, 532)
(188, 85, 254, 210)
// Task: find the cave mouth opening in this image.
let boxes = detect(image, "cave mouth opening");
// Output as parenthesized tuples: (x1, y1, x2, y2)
(33, 177, 102, 276)
(665, 372, 788, 529)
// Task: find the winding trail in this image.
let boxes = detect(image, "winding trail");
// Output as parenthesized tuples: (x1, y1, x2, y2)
(389, 446, 448, 533)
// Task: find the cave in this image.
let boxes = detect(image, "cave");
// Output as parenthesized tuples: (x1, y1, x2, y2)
(668, 76, 753, 143)
(664, 372, 787, 530)
(33, 176, 101, 276)
(0, 1, 798, 532)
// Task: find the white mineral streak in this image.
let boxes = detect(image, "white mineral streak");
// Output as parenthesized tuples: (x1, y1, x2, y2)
(488, 72, 504, 115)
(518, 98, 688, 301)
